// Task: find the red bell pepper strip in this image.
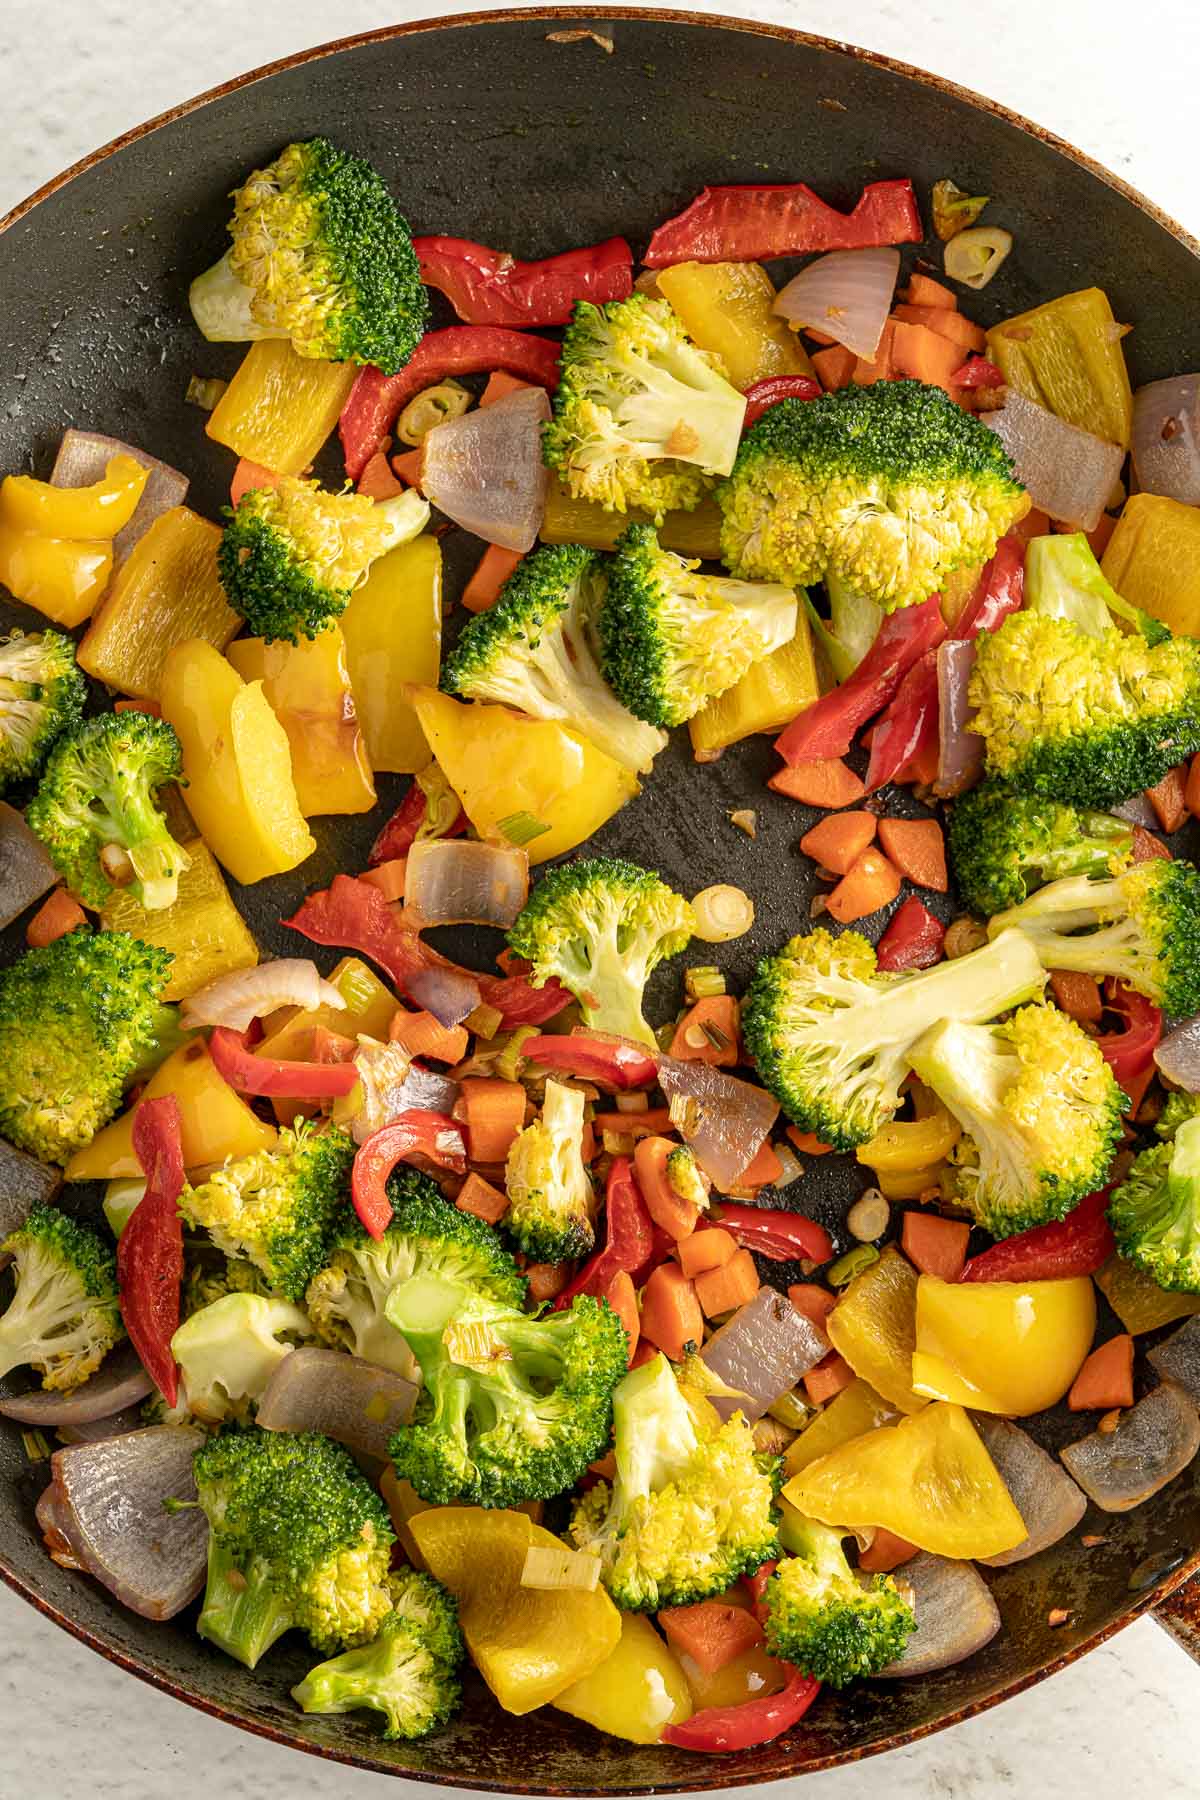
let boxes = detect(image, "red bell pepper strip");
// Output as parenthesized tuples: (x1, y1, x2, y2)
(413, 235, 632, 328)
(369, 782, 468, 865)
(645, 176, 921, 267)
(741, 375, 822, 429)
(951, 357, 1006, 390)
(714, 1202, 833, 1266)
(351, 1111, 469, 1239)
(661, 1665, 821, 1752)
(876, 897, 946, 972)
(960, 1186, 1114, 1283)
(953, 533, 1026, 639)
(476, 960, 573, 1028)
(339, 327, 562, 480)
(775, 594, 945, 767)
(743, 1560, 778, 1624)
(522, 1032, 659, 1091)
(555, 1157, 655, 1309)
(118, 1096, 186, 1407)
(208, 1025, 361, 1099)
(1097, 979, 1162, 1096)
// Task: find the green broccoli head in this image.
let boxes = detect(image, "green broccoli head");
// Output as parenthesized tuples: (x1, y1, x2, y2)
(718, 382, 1027, 609)
(504, 1078, 596, 1262)
(292, 1567, 463, 1741)
(987, 861, 1200, 1016)
(1108, 1095, 1200, 1292)
(507, 856, 695, 1049)
(0, 629, 85, 793)
(948, 779, 1134, 917)
(188, 137, 428, 372)
(969, 610, 1200, 807)
(542, 295, 746, 519)
(908, 1003, 1123, 1238)
(0, 928, 172, 1164)
(763, 1516, 915, 1686)
(598, 523, 798, 728)
(441, 543, 667, 774)
(26, 711, 191, 910)
(181, 1253, 271, 1317)
(741, 925, 1046, 1151)
(170, 1291, 315, 1423)
(569, 1352, 780, 1611)
(665, 1145, 709, 1211)
(0, 1201, 123, 1391)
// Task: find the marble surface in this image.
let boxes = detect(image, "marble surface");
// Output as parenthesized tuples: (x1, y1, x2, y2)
(3, 0, 1200, 1795)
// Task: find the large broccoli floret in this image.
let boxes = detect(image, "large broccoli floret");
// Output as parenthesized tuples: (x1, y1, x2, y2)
(170, 1292, 316, 1423)
(1108, 1093, 1200, 1292)
(598, 523, 798, 728)
(0, 630, 84, 793)
(26, 712, 191, 911)
(505, 1079, 596, 1262)
(949, 779, 1134, 918)
(762, 1515, 915, 1686)
(0, 1202, 123, 1392)
(188, 137, 428, 373)
(191, 1425, 395, 1668)
(0, 929, 172, 1165)
(182, 1121, 354, 1303)
(441, 543, 666, 774)
(742, 925, 1045, 1151)
(292, 1567, 463, 1741)
(908, 1003, 1123, 1238)
(987, 862, 1200, 1016)
(507, 856, 695, 1050)
(718, 382, 1027, 610)
(569, 1352, 779, 1611)
(542, 295, 746, 519)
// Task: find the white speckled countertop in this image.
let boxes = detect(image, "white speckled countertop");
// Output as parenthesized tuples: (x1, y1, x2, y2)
(3, 1, 1200, 1794)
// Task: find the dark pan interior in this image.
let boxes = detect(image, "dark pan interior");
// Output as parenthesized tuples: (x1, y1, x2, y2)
(3, 10, 1200, 1789)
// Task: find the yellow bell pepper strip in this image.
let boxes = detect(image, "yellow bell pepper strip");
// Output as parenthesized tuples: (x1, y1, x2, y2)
(912, 1274, 1096, 1415)
(986, 288, 1133, 448)
(100, 840, 258, 1001)
(783, 1378, 897, 1478)
(227, 627, 376, 816)
(540, 473, 723, 558)
(1094, 1253, 1200, 1335)
(410, 1506, 621, 1714)
(1100, 493, 1200, 638)
(855, 1105, 961, 1175)
(77, 507, 240, 699)
(783, 1400, 1027, 1560)
(826, 1245, 926, 1414)
(340, 535, 442, 774)
(688, 613, 819, 761)
(0, 528, 111, 628)
(553, 1611, 693, 1743)
(655, 262, 816, 390)
(205, 339, 356, 475)
(0, 454, 147, 539)
(64, 1040, 277, 1180)
(873, 1166, 952, 1202)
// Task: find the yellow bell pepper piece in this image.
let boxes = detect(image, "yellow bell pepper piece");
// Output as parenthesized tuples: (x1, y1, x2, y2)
(0, 528, 111, 628)
(0, 454, 148, 539)
(206, 340, 356, 475)
(656, 262, 815, 390)
(783, 1400, 1027, 1560)
(341, 535, 442, 774)
(872, 1164, 951, 1202)
(783, 1377, 897, 1478)
(1093, 1254, 1200, 1335)
(986, 288, 1133, 448)
(227, 627, 376, 816)
(688, 612, 819, 759)
(77, 507, 240, 699)
(64, 1041, 276, 1180)
(856, 1106, 961, 1175)
(410, 687, 638, 866)
(100, 841, 258, 1001)
(554, 1612, 692, 1742)
(540, 473, 723, 558)
(827, 1245, 925, 1414)
(258, 957, 399, 1058)
(411, 1507, 620, 1714)
(912, 1274, 1095, 1415)
(1100, 494, 1200, 638)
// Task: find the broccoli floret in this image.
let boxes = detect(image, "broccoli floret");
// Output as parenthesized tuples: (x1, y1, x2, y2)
(908, 1003, 1123, 1238)
(987, 862, 1200, 1016)
(949, 779, 1134, 917)
(969, 610, 1200, 807)
(192, 1425, 394, 1668)
(26, 712, 191, 911)
(171, 1292, 315, 1423)
(292, 1568, 463, 1741)
(0, 1202, 123, 1392)
(507, 856, 695, 1050)
(762, 1515, 915, 1686)
(666, 1144, 709, 1210)
(218, 477, 430, 644)
(181, 1253, 271, 1316)
(542, 295, 746, 519)
(1107, 1093, 1200, 1291)
(741, 925, 1046, 1151)
(0, 929, 172, 1165)
(569, 1352, 779, 1611)
(1024, 530, 1170, 646)
(182, 1121, 354, 1303)
(718, 382, 1027, 610)
(188, 137, 428, 373)
(598, 523, 798, 728)
(505, 1079, 596, 1262)
(0, 630, 84, 793)
(441, 543, 667, 774)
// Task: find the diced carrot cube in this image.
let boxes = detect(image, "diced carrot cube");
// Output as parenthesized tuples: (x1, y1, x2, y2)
(734, 1139, 783, 1191)
(25, 888, 87, 947)
(1146, 765, 1188, 835)
(1068, 1333, 1134, 1412)
(787, 1283, 837, 1334)
(388, 1006, 469, 1064)
(891, 304, 986, 353)
(360, 858, 407, 903)
(803, 1353, 856, 1406)
(1131, 825, 1171, 863)
(677, 1228, 738, 1278)
(799, 811, 877, 876)
(640, 1262, 704, 1361)
(462, 543, 523, 614)
(455, 1171, 509, 1225)
(480, 370, 533, 407)
(786, 1127, 834, 1156)
(1048, 971, 1103, 1024)
(890, 321, 963, 392)
(391, 448, 424, 488)
(668, 995, 741, 1068)
(858, 1528, 919, 1573)
(768, 758, 867, 808)
(901, 274, 957, 310)
(826, 848, 902, 923)
(604, 1268, 640, 1364)
(901, 1211, 970, 1282)
(852, 319, 897, 386)
(459, 1077, 527, 1164)
(693, 1248, 760, 1320)
(525, 1261, 571, 1303)
(357, 451, 405, 499)
(811, 345, 856, 391)
(877, 817, 948, 891)
(658, 1600, 765, 1674)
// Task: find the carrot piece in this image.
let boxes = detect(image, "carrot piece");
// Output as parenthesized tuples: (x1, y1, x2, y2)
(389, 1006, 470, 1065)
(640, 1261, 704, 1361)
(113, 697, 162, 717)
(589, 1450, 618, 1481)
(1068, 1333, 1134, 1412)
(900, 273, 957, 310)
(462, 543, 523, 614)
(629, 1338, 660, 1369)
(693, 1248, 760, 1320)
(1082, 513, 1117, 559)
(635, 1135, 702, 1241)
(876, 818, 948, 892)
(1048, 970, 1103, 1024)
(391, 447, 424, 488)
(580, 1121, 597, 1165)
(1146, 765, 1188, 835)
(459, 1077, 527, 1164)
(786, 1127, 834, 1157)
(604, 1268, 640, 1364)
(25, 889, 86, 948)
(804, 1353, 856, 1406)
(787, 1283, 837, 1334)
(1131, 825, 1171, 863)
(891, 304, 986, 354)
(230, 458, 282, 507)
(852, 319, 896, 387)
(526, 1261, 571, 1304)
(799, 810, 878, 876)
(360, 858, 407, 903)
(896, 736, 940, 787)
(858, 1529, 919, 1573)
(677, 1227, 738, 1278)
(1186, 755, 1200, 821)
(658, 1600, 765, 1675)
(804, 328, 839, 348)
(591, 1106, 676, 1138)
(811, 345, 856, 391)
(480, 370, 533, 407)
(733, 1139, 784, 1192)
(890, 321, 963, 392)
(1120, 1064, 1156, 1119)
(768, 757, 867, 808)
(357, 451, 405, 499)
(311, 1025, 357, 1063)
(900, 1212, 970, 1282)
(668, 995, 741, 1068)
(455, 1171, 509, 1226)
(826, 848, 902, 923)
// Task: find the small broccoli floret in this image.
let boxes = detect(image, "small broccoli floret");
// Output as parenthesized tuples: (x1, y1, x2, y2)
(1024, 530, 1170, 646)
(908, 1003, 1123, 1238)
(181, 1253, 271, 1317)
(598, 523, 798, 728)
(762, 1515, 915, 1686)
(442, 543, 666, 773)
(26, 712, 191, 910)
(505, 1079, 596, 1262)
(718, 382, 1027, 610)
(0, 929, 172, 1165)
(292, 1568, 463, 1741)
(949, 779, 1134, 917)
(507, 856, 695, 1050)
(192, 1425, 395, 1667)
(569, 1352, 779, 1611)
(741, 925, 1046, 1151)
(0, 630, 84, 793)
(188, 137, 428, 373)
(1108, 1094, 1200, 1291)
(542, 295, 746, 519)
(666, 1145, 709, 1210)
(171, 1292, 315, 1423)
(182, 1121, 354, 1303)
(987, 862, 1200, 1016)
(0, 1202, 123, 1392)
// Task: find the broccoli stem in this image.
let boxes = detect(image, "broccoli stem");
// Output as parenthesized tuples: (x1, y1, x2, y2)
(188, 251, 277, 344)
(197, 1541, 296, 1668)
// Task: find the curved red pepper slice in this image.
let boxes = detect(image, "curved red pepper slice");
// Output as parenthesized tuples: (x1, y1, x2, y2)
(951, 356, 1006, 390)
(413, 235, 632, 328)
(208, 1025, 361, 1099)
(351, 1110, 469, 1239)
(1097, 979, 1162, 1100)
(522, 1032, 659, 1091)
(369, 783, 468, 865)
(775, 594, 945, 766)
(661, 1665, 821, 1752)
(743, 1559, 778, 1624)
(118, 1095, 186, 1406)
(644, 176, 921, 266)
(741, 376, 822, 429)
(555, 1157, 654, 1309)
(953, 533, 1026, 640)
(714, 1202, 833, 1266)
(960, 1185, 1114, 1283)
(876, 897, 945, 972)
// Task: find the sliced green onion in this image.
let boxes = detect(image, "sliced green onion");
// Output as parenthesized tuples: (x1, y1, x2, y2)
(497, 811, 552, 848)
(185, 374, 228, 411)
(766, 1389, 813, 1431)
(944, 226, 1013, 291)
(21, 1428, 51, 1462)
(521, 1545, 602, 1592)
(931, 179, 990, 242)
(466, 1002, 504, 1041)
(685, 966, 726, 1002)
(828, 1244, 881, 1288)
(397, 379, 472, 447)
(494, 1025, 538, 1083)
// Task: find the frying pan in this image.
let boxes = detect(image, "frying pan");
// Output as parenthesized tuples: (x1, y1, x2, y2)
(3, 9, 1200, 1788)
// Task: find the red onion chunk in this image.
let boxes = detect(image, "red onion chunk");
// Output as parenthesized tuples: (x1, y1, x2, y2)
(1149, 1317, 1200, 1406)
(393, 1063, 461, 1116)
(1111, 792, 1161, 832)
(56, 1406, 147, 1444)
(1132, 376, 1200, 505)
(773, 247, 900, 360)
(180, 959, 343, 1032)
(257, 1346, 417, 1460)
(404, 839, 529, 930)
(1155, 1015, 1200, 1093)
(0, 802, 58, 930)
(51, 429, 188, 570)
(657, 1055, 780, 1191)
(420, 386, 550, 551)
(1061, 1383, 1200, 1511)
(0, 1341, 152, 1426)
(972, 1415, 1085, 1567)
(406, 963, 482, 1030)
(879, 1553, 1000, 1676)
(982, 392, 1124, 531)
(934, 640, 985, 798)
(0, 1136, 61, 1242)
(701, 1287, 828, 1421)
(36, 1481, 84, 1568)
